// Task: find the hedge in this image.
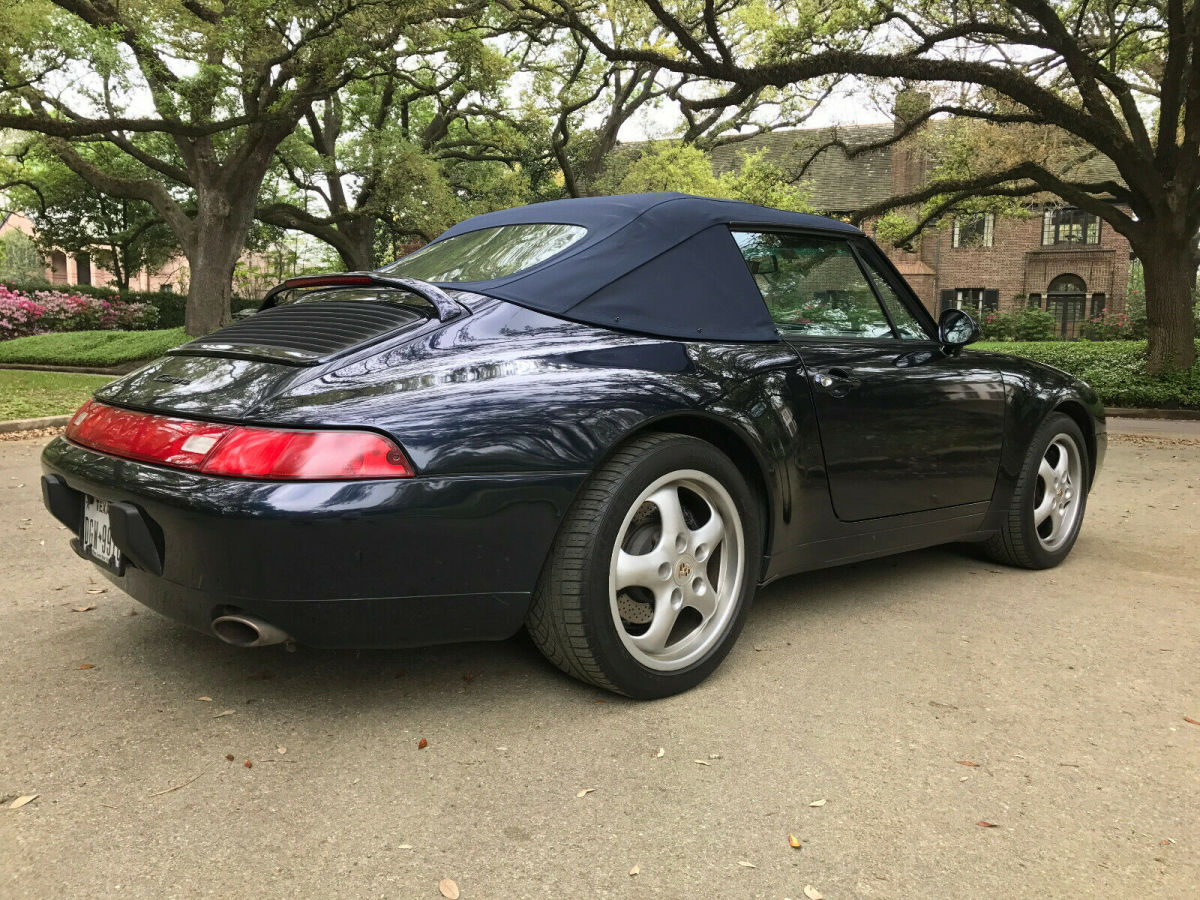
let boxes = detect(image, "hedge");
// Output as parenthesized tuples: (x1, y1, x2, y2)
(973, 339, 1200, 409)
(0, 328, 187, 367)
(0, 279, 260, 328)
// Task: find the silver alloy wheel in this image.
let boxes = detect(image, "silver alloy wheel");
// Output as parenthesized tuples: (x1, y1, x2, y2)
(607, 469, 746, 672)
(1033, 432, 1084, 551)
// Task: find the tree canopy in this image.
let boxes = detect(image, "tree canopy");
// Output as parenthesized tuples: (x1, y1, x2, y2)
(536, 0, 1197, 372)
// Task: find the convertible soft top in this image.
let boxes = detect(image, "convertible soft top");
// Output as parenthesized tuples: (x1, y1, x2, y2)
(410, 193, 862, 342)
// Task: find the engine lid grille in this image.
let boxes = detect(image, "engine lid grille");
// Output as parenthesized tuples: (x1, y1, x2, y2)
(171, 300, 428, 365)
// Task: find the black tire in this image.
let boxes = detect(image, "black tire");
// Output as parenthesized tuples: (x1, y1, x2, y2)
(985, 412, 1089, 569)
(526, 433, 762, 699)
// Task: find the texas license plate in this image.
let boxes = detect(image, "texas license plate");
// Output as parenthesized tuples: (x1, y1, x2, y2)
(82, 496, 123, 573)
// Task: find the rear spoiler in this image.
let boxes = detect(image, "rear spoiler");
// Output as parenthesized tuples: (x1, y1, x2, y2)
(261, 273, 468, 322)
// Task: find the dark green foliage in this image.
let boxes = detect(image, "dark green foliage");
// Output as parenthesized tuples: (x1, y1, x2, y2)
(974, 340, 1200, 409)
(979, 307, 1058, 342)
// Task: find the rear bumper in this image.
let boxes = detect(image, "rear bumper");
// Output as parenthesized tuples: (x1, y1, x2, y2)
(41, 437, 583, 648)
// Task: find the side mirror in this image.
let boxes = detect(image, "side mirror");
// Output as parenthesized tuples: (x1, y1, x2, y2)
(938, 308, 981, 350)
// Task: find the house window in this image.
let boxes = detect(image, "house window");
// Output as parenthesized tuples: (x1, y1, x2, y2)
(1091, 293, 1106, 317)
(1042, 208, 1100, 246)
(940, 288, 999, 316)
(75, 253, 92, 285)
(952, 213, 994, 249)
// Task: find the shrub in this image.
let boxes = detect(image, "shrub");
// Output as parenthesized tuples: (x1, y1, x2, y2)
(974, 339, 1200, 409)
(979, 305, 1058, 342)
(1079, 309, 1141, 341)
(0, 279, 259, 328)
(0, 284, 159, 341)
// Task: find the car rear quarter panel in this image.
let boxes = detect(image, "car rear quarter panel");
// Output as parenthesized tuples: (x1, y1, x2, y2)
(246, 298, 794, 478)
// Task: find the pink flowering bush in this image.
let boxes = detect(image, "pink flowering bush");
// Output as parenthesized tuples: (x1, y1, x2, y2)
(0, 284, 158, 341)
(1079, 309, 1141, 341)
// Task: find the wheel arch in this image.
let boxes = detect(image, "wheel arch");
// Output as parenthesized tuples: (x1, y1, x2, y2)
(617, 412, 775, 582)
(1052, 398, 1097, 485)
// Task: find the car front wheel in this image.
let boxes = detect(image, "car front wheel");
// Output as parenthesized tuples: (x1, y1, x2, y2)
(527, 433, 761, 698)
(985, 412, 1089, 569)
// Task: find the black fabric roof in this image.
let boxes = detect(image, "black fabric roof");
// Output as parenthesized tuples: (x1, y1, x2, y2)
(415, 193, 861, 342)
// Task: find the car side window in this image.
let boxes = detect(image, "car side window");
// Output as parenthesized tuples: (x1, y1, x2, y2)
(857, 254, 929, 340)
(733, 231, 895, 339)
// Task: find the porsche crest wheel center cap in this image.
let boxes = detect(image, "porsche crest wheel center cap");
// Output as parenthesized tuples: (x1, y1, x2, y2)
(674, 558, 695, 583)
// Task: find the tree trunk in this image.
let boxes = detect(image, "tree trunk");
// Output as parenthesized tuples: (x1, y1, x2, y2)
(183, 184, 258, 336)
(1141, 232, 1197, 375)
(335, 215, 375, 271)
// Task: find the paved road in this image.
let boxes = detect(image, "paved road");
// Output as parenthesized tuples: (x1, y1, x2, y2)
(2, 428, 1197, 899)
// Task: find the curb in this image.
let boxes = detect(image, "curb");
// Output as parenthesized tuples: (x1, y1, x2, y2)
(0, 415, 70, 435)
(0, 362, 141, 376)
(1106, 407, 1200, 421)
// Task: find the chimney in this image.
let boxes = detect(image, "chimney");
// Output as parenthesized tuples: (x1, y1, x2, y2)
(891, 88, 932, 198)
(893, 88, 932, 134)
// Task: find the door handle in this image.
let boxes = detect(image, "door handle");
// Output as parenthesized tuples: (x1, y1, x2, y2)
(812, 367, 860, 395)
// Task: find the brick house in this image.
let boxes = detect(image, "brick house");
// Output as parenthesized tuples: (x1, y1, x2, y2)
(711, 119, 1132, 338)
(0, 211, 188, 292)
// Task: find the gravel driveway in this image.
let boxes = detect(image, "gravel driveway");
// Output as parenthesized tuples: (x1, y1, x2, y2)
(2, 426, 1197, 899)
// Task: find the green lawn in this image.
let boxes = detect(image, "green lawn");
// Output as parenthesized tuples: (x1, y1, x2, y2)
(0, 328, 186, 367)
(0, 370, 114, 421)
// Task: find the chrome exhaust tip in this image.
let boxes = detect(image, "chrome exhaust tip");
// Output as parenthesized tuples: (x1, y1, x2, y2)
(212, 614, 291, 648)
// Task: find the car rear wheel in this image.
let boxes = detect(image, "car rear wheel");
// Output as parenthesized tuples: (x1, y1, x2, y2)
(527, 433, 761, 698)
(984, 412, 1089, 569)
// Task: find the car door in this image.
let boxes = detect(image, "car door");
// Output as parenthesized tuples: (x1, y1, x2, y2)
(732, 230, 1006, 522)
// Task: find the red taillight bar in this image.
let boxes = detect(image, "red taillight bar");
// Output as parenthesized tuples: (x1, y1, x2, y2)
(65, 401, 414, 480)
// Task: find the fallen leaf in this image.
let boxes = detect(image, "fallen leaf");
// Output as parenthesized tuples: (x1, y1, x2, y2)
(243, 760, 252, 768)
(693, 759, 711, 766)
(977, 821, 999, 828)
(655, 747, 664, 758)
(804, 886, 824, 900)
(576, 788, 595, 798)
(629, 864, 640, 876)
(438, 878, 460, 899)
(72, 604, 96, 612)
(1161, 838, 1175, 846)
(418, 738, 428, 749)
(212, 709, 234, 719)
(197, 696, 213, 702)
(789, 833, 802, 849)
(9, 794, 37, 810)
(276, 746, 286, 755)
(809, 799, 827, 807)
(76, 663, 95, 670)
(1184, 717, 1200, 727)
(737, 860, 756, 868)
(86, 588, 107, 594)
(956, 760, 981, 767)
(225, 754, 235, 761)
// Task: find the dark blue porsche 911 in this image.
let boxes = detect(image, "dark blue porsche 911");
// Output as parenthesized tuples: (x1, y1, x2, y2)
(41, 193, 1104, 697)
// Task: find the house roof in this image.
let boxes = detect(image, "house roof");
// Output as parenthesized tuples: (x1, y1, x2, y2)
(710, 123, 896, 214)
(708, 122, 1124, 213)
